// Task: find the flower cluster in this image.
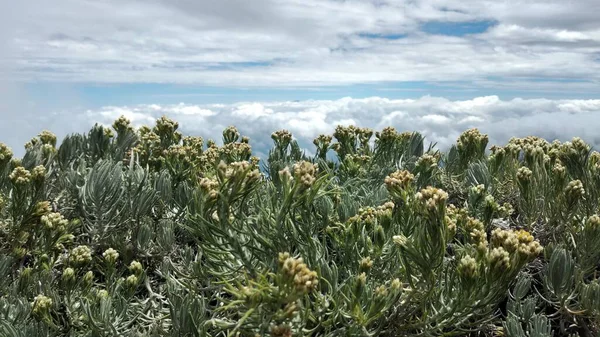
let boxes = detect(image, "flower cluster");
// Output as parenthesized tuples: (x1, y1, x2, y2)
(333, 125, 358, 143)
(0, 142, 12, 163)
(516, 166, 533, 186)
(570, 137, 591, 156)
(223, 126, 241, 143)
(31, 295, 53, 319)
(523, 144, 545, 163)
(384, 170, 414, 196)
(292, 161, 318, 188)
(9, 167, 32, 185)
(354, 272, 367, 295)
(491, 228, 542, 261)
(154, 116, 181, 140)
(83, 271, 94, 285)
(313, 134, 333, 156)
(34, 201, 52, 216)
(40, 212, 68, 231)
(102, 248, 119, 264)
(126, 274, 139, 288)
(347, 205, 392, 228)
(359, 257, 373, 273)
(70, 245, 92, 266)
(392, 234, 408, 247)
(509, 136, 550, 152)
(587, 215, 600, 230)
(470, 184, 485, 196)
(471, 229, 488, 254)
(128, 261, 143, 275)
(199, 177, 219, 199)
(31, 165, 46, 182)
(376, 201, 395, 218)
(444, 206, 460, 235)
(271, 130, 293, 147)
(62, 267, 75, 282)
(488, 247, 511, 271)
(38, 130, 58, 147)
(112, 115, 133, 134)
(457, 255, 478, 278)
(278, 253, 319, 294)
(489, 145, 506, 161)
(415, 153, 438, 171)
(376, 126, 398, 143)
(217, 142, 252, 161)
(374, 284, 389, 298)
(271, 324, 293, 337)
(345, 154, 371, 166)
(565, 179, 585, 203)
(416, 186, 448, 212)
(552, 161, 566, 178)
(457, 129, 488, 155)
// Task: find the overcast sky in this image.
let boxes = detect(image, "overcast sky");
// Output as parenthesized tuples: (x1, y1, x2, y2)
(1, 0, 600, 155)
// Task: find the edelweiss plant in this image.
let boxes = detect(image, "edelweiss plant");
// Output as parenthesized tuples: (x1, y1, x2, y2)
(0, 117, 598, 336)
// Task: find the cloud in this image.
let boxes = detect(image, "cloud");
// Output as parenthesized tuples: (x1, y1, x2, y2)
(2, 0, 599, 91)
(4, 95, 598, 157)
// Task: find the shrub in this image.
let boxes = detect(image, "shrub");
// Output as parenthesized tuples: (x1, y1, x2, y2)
(0, 119, 598, 336)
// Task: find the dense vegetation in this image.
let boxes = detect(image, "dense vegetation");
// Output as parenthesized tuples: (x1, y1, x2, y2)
(1, 116, 600, 336)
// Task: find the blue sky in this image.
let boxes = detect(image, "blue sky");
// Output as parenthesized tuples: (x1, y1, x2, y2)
(23, 80, 600, 110)
(1, 0, 600, 154)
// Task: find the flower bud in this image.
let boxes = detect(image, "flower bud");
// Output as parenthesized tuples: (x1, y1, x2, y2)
(393, 235, 408, 247)
(354, 272, 367, 296)
(587, 215, 600, 230)
(270, 324, 292, 337)
(128, 261, 143, 276)
(83, 271, 94, 286)
(489, 247, 511, 271)
(62, 267, 75, 283)
(374, 224, 386, 248)
(375, 285, 388, 298)
(31, 295, 53, 320)
(34, 201, 51, 216)
(359, 257, 373, 273)
(457, 255, 478, 278)
(102, 248, 119, 265)
(97, 289, 109, 300)
(391, 278, 402, 293)
(126, 274, 139, 288)
(565, 179, 585, 204)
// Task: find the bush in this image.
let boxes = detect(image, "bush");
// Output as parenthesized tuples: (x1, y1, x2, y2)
(0, 118, 598, 336)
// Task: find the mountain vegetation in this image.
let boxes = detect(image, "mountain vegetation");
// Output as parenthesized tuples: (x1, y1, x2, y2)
(1, 116, 599, 336)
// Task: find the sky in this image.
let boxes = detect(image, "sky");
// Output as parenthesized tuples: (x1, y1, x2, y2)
(1, 0, 600, 155)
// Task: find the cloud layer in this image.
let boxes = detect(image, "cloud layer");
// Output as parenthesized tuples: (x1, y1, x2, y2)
(4, 0, 600, 90)
(63, 95, 599, 158)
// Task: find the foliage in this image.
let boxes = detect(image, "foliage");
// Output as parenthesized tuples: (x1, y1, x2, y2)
(0, 117, 599, 336)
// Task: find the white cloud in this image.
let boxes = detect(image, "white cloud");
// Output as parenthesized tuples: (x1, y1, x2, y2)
(422, 114, 451, 125)
(168, 105, 215, 116)
(1, 0, 599, 91)
(34, 96, 595, 157)
(5, 95, 600, 157)
(232, 103, 273, 119)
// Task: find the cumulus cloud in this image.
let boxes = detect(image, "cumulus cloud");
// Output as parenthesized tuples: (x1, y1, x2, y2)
(2, 0, 599, 90)
(3, 95, 589, 158)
